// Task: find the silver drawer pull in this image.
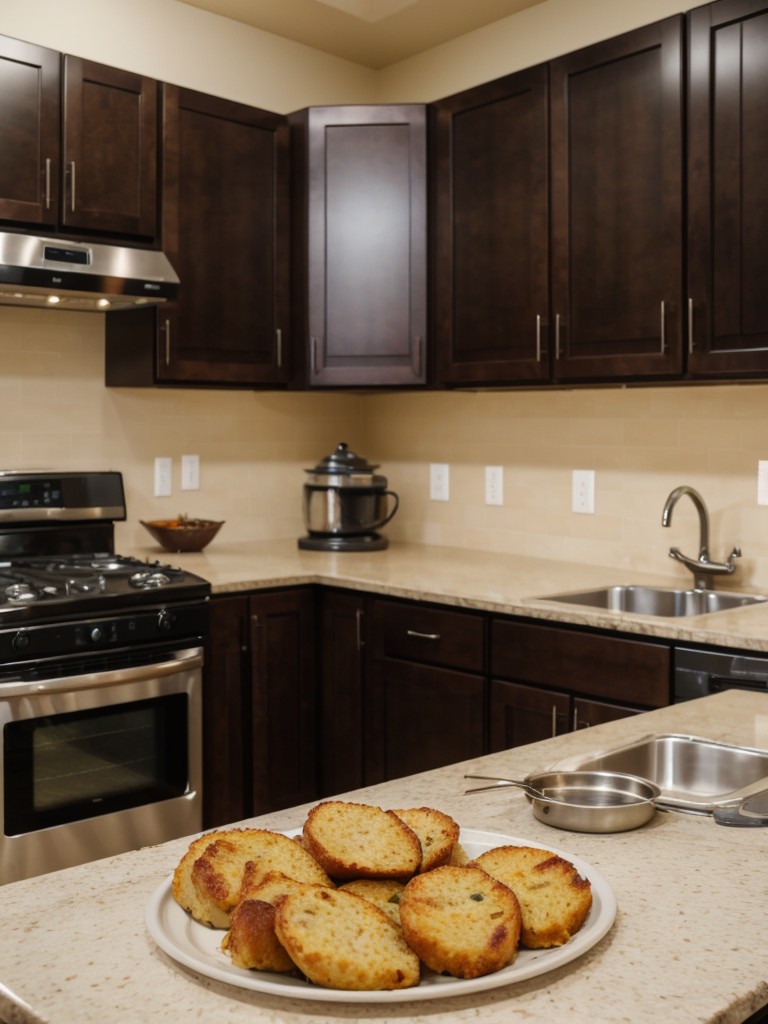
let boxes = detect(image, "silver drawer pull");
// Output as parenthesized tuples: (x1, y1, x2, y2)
(406, 630, 440, 641)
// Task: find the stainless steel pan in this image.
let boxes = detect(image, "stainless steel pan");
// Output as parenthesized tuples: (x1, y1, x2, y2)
(465, 770, 663, 833)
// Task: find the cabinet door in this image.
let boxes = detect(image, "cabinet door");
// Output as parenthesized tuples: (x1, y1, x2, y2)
(366, 659, 485, 784)
(688, 0, 768, 376)
(490, 679, 570, 752)
(572, 696, 643, 730)
(61, 57, 157, 238)
(249, 589, 318, 815)
(204, 596, 249, 828)
(491, 619, 670, 707)
(160, 85, 290, 385)
(294, 106, 427, 387)
(0, 36, 60, 227)
(433, 66, 550, 384)
(550, 17, 685, 381)
(319, 590, 366, 795)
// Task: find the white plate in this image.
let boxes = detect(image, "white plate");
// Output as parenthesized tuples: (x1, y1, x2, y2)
(145, 828, 617, 1004)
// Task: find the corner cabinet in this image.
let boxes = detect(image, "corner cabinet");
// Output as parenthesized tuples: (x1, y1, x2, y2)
(0, 37, 158, 241)
(687, 0, 768, 377)
(289, 106, 427, 388)
(550, 16, 685, 381)
(105, 87, 290, 387)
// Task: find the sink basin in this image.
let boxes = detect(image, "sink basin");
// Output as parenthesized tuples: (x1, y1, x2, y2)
(538, 585, 767, 617)
(563, 733, 768, 809)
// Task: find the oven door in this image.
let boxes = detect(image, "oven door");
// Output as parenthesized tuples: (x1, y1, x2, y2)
(0, 645, 202, 884)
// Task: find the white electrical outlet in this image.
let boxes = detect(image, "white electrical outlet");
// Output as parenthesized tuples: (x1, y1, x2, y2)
(758, 461, 768, 506)
(430, 463, 450, 502)
(154, 457, 172, 498)
(485, 465, 503, 506)
(181, 454, 200, 491)
(572, 469, 595, 514)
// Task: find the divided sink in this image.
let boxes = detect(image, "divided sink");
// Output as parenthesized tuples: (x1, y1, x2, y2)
(538, 584, 767, 617)
(563, 734, 768, 810)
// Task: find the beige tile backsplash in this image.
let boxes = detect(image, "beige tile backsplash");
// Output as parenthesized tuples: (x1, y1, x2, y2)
(2, 306, 768, 590)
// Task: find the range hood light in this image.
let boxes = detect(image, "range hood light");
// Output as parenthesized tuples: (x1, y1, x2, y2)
(46, 295, 61, 305)
(97, 297, 111, 308)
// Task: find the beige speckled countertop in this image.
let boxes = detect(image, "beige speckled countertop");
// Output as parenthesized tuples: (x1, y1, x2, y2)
(131, 538, 768, 651)
(2, 691, 767, 1024)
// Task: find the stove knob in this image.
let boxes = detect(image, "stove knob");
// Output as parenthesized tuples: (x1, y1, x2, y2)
(90, 626, 104, 643)
(12, 630, 30, 652)
(157, 609, 176, 632)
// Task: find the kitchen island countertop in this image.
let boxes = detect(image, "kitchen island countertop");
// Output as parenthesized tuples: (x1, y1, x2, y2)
(131, 537, 768, 651)
(1, 690, 767, 1024)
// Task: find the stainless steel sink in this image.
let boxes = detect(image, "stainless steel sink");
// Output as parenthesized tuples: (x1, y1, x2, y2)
(563, 734, 768, 809)
(538, 585, 767, 617)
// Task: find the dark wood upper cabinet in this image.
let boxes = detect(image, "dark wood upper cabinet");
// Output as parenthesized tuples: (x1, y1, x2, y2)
(290, 106, 427, 387)
(61, 57, 158, 238)
(550, 16, 685, 381)
(106, 86, 290, 387)
(432, 66, 550, 385)
(687, 0, 768, 376)
(0, 36, 60, 227)
(0, 38, 158, 241)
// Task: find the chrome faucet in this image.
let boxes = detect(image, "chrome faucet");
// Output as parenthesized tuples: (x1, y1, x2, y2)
(661, 486, 741, 590)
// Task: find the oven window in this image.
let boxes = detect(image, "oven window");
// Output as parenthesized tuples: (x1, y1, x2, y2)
(4, 694, 189, 835)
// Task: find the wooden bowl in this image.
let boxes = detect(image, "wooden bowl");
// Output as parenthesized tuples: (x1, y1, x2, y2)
(140, 518, 224, 553)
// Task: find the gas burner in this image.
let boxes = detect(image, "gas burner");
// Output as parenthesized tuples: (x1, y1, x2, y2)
(130, 570, 172, 590)
(65, 575, 107, 595)
(5, 582, 39, 603)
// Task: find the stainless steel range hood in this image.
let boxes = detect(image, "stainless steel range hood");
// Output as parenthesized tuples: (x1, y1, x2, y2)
(0, 231, 179, 312)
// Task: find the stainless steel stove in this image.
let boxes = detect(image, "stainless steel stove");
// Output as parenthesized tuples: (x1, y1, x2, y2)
(0, 471, 209, 884)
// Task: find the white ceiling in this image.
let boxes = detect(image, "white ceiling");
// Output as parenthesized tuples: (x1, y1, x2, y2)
(175, 0, 547, 69)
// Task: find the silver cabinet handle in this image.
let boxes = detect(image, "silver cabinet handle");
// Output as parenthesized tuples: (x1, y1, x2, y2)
(311, 336, 320, 375)
(412, 336, 422, 377)
(688, 297, 694, 354)
(44, 158, 51, 209)
(406, 629, 440, 641)
(660, 300, 667, 353)
(160, 318, 171, 365)
(276, 328, 283, 368)
(551, 704, 558, 738)
(535, 314, 542, 362)
(555, 314, 562, 359)
(68, 161, 76, 212)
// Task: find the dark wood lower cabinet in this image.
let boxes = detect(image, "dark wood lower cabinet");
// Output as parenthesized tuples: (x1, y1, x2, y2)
(365, 659, 486, 784)
(204, 589, 318, 828)
(319, 589, 367, 796)
(204, 589, 671, 824)
(489, 680, 644, 753)
(489, 618, 670, 752)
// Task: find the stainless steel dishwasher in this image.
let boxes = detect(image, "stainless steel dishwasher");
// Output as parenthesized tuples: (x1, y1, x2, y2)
(674, 646, 768, 702)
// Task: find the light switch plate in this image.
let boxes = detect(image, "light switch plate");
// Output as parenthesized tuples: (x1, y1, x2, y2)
(181, 454, 200, 491)
(485, 466, 503, 506)
(572, 469, 595, 514)
(154, 457, 172, 498)
(430, 463, 450, 502)
(758, 461, 768, 506)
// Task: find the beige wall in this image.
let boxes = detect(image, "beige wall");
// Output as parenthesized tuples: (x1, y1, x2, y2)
(0, 308, 364, 551)
(369, 387, 768, 590)
(3, 0, 768, 591)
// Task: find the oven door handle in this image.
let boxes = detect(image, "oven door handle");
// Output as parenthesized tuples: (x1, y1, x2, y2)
(0, 648, 204, 699)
